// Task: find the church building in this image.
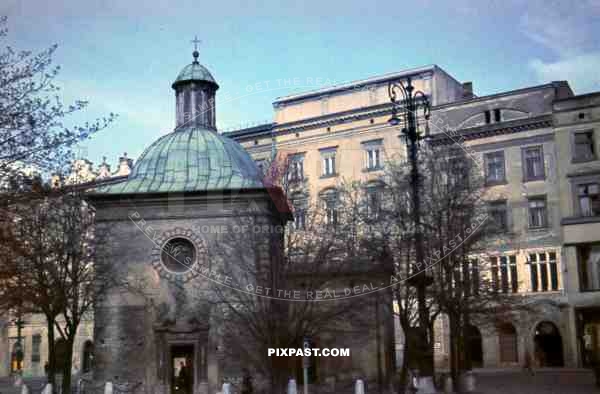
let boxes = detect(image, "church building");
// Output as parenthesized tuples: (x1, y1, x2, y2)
(87, 49, 290, 394)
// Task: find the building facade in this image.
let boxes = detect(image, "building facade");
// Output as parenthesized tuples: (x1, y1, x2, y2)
(226, 66, 599, 371)
(553, 92, 600, 368)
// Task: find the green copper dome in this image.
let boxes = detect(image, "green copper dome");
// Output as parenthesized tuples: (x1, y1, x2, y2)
(172, 61, 218, 88)
(93, 127, 264, 194)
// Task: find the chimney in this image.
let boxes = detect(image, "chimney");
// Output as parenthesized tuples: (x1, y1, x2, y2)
(462, 82, 474, 99)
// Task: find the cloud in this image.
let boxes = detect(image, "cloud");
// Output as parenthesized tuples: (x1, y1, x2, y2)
(519, 0, 600, 57)
(529, 53, 600, 94)
(518, 0, 600, 93)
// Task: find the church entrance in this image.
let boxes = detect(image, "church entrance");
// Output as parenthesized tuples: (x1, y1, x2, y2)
(171, 344, 194, 394)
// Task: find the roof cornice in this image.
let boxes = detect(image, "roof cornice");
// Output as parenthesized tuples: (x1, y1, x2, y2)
(273, 65, 437, 106)
(429, 114, 553, 145)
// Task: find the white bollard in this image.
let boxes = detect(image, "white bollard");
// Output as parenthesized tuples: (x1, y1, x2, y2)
(287, 378, 297, 394)
(222, 382, 231, 394)
(354, 379, 365, 394)
(13, 375, 23, 387)
(416, 376, 436, 394)
(104, 381, 113, 394)
(461, 371, 476, 392)
(443, 375, 453, 393)
(20, 383, 29, 394)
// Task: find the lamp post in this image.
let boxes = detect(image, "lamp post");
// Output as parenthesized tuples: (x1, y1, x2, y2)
(388, 77, 434, 390)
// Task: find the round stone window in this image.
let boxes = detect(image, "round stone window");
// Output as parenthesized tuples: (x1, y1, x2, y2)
(160, 237, 197, 273)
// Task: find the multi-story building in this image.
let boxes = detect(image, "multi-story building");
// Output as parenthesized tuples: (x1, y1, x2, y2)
(226, 66, 595, 371)
(430, 81, 573, 368)
(553, 92, 600, 368)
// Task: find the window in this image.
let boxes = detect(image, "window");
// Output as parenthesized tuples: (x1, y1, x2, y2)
(484, 110, 491, 124)
(320, 149, 337, 177)
(287, 155, 304, 182)
(31, 334, 41, 363)
(578, 183, 600, 217)
(291, 194, 307, 230)
(494, 108, 502, 122)
(488, 200, 508, 232)
(577, 243, 600, 291)
(367, 148, 381, 170)
(362, 139, 383, 171)
(528, 251, 559, 292)
(321, 189, 338, 226)
(451, 259, 480, 297)
(573, 131, 595, 161)
(522, 146, 545, 181)
(448, 157, 469, 188)
(528, 197, 547, 229)
(322, 156, 335, 176)
(491, 255, 518, 293)
(484, 151, 506, 184)
(365, 184, 382, 220)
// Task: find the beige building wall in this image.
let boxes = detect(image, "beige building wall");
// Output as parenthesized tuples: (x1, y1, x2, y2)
(232, 71, 578, 369)
(1, 313, 93, 378)
(553, 92, 600, 367)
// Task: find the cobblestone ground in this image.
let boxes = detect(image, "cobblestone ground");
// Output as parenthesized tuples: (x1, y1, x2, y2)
(474, 368, 597, 394)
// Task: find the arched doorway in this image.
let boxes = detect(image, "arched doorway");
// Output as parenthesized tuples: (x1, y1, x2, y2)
(466, 325, 483, 368)
(534, 321, 564, 367)
(82, 340, 94, 373)
(498, 323, 518, 364)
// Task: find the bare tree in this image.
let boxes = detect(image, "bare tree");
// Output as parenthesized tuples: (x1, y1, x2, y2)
(370, 143, 536, 392)
(203, 182, 391, 394)
(0, 185, 113, 394)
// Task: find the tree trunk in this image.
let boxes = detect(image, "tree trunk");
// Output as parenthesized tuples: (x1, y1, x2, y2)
(462, 312, 472, 372)
(397, 340, 410, 394)
(449, 314, 460, 393)
(61, 338, 74, 394)
(45, 317, 56, 393)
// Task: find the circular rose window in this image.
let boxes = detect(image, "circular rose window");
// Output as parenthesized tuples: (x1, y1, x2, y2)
(160, 237, 197, 273)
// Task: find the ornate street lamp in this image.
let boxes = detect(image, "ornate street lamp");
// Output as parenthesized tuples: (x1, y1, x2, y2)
(388, 77, 435, 387)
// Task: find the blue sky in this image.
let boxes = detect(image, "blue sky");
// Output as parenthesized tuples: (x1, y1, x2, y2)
(2, 0, 599, 169)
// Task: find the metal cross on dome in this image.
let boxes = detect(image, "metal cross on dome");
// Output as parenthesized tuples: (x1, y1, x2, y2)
(191, 36, 202, 51)
(191, 36, 202, 63)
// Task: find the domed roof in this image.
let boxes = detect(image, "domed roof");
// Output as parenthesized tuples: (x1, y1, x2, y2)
(93, 127, 264, 194)
(172, 53, 218, 88)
